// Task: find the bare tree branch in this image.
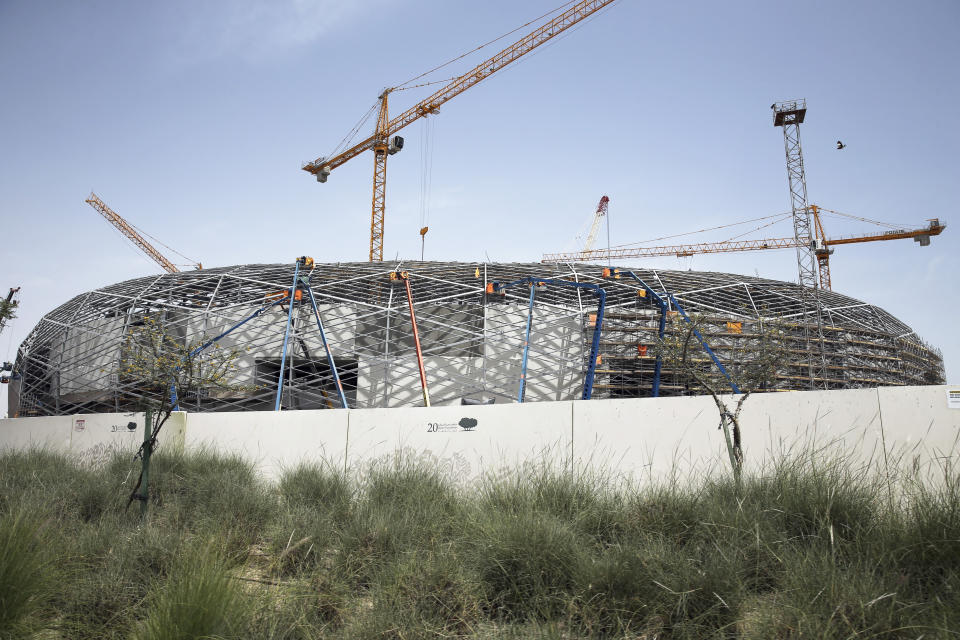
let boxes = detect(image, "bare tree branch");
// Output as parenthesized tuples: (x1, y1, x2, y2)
(654, 311, 788, 484)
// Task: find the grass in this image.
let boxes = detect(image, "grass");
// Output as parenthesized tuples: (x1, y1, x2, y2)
(0, 508, 56, 639)
(134, 542, 247, 640)
(0, 444, 958, 638)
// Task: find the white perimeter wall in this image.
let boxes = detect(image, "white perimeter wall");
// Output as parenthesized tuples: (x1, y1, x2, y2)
(2, 385, 958, 484)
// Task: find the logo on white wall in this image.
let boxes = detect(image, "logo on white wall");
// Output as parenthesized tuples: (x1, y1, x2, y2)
(74, 419, 85, 432)
(426, 417, 478, 433)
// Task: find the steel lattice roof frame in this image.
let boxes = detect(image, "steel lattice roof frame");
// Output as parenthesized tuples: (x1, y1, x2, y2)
(9, 261, 944, 417)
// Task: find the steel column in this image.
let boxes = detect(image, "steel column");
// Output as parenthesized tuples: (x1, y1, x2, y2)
(275, 261, 302, 411)
(492, 276, 607, 401)
(402, 275, 430, 407)
(517, 283, 537, 403)
(304, 285, 349, 409)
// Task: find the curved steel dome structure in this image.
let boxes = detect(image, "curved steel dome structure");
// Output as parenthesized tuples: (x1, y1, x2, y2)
(8, 261, 944, 417)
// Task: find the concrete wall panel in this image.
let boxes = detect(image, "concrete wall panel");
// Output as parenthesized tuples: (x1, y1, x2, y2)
(345, 401, 573, 482)
(0, 415, 71, 451)
(186, 409, 349, 478)
(572, 394, 723, 482)
(3, 385, 957, 486)
(875, 385, 960, 475)
(0, 411, 185, 465)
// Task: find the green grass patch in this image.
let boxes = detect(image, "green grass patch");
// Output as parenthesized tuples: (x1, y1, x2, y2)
(0, 444, 958, 638)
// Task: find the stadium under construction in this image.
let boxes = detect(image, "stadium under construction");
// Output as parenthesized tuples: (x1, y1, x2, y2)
(7, 260, 945, 418)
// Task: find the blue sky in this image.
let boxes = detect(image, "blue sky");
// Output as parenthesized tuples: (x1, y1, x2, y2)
(1, 0, 957, 415)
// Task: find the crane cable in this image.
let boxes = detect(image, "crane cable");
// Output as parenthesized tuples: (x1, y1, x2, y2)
(599, 206, 918, 254)
(418, 115, 436, 236)
(325, 1, 580, 158)
(817, 207, 915, 231)
(607, 212, 792, 249)
(393, 77, 460, 92)
(102, 220, 166, 270)
(720, 213, 794, 243)
(123, 218, 201, 268)
(570, 212, 597, 253)
(325, 1, 603, 167)
(393, 0, 579, 91)
(327, 101, 380, 159)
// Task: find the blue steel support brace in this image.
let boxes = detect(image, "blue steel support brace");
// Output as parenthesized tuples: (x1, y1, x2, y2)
(170, 296, 289, 411)
(304, 285, 349, 409)
(582, 288, 605, 400)
(275, 260, 302, 411)
(669, 294, 741, 395)
(619, 271, 668, 398)
(492, 277, 607, 401)
(517, 283, 537, 403)
(613, 270, 740, 395)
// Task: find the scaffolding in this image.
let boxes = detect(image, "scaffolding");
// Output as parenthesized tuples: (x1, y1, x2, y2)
(8, 261, 944, 417)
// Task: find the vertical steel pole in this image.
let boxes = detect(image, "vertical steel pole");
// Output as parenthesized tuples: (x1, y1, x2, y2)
(581, 289, 605, 400)
(616, 271, 668, 398)
(275, 261, 302, 411)
(140, 407, 153, 521)
(652, 301, 666, 397)
(403, 276, 431, 407)
(304, 286, 348, 409)
(517, 284, 537, 403)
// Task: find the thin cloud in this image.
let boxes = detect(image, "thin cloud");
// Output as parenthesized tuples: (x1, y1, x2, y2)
(173, 0, 398, 64)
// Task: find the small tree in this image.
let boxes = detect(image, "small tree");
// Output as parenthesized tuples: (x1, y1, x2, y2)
(655, 312, 786, 484)
(120, 315, 247, 516)
(0, 290, 17, 334)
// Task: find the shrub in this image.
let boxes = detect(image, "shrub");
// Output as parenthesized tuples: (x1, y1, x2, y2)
(147, 447, 276, 549)
(134, 542, 247, 640)
(278, 461, 352, 519)
(470, 510, 586, 620)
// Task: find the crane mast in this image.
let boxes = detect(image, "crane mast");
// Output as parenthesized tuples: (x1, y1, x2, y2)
(370, 92, 392, 262)
(771, 99, 828, 389)
(303, 0, 619, 261)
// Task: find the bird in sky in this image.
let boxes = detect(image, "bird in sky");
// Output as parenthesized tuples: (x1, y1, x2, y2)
(836, 140, 846, 150)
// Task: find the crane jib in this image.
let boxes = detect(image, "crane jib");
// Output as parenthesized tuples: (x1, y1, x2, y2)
(302, 0, 618, 177)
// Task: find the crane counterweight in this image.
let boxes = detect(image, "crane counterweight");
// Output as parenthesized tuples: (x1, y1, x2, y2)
(388, 136, 404, 155)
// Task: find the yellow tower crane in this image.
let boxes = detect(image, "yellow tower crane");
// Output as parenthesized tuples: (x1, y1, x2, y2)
(302, 0, 620, 261)
(85, 192, 201, 274)
(542, 206, 945, 291)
